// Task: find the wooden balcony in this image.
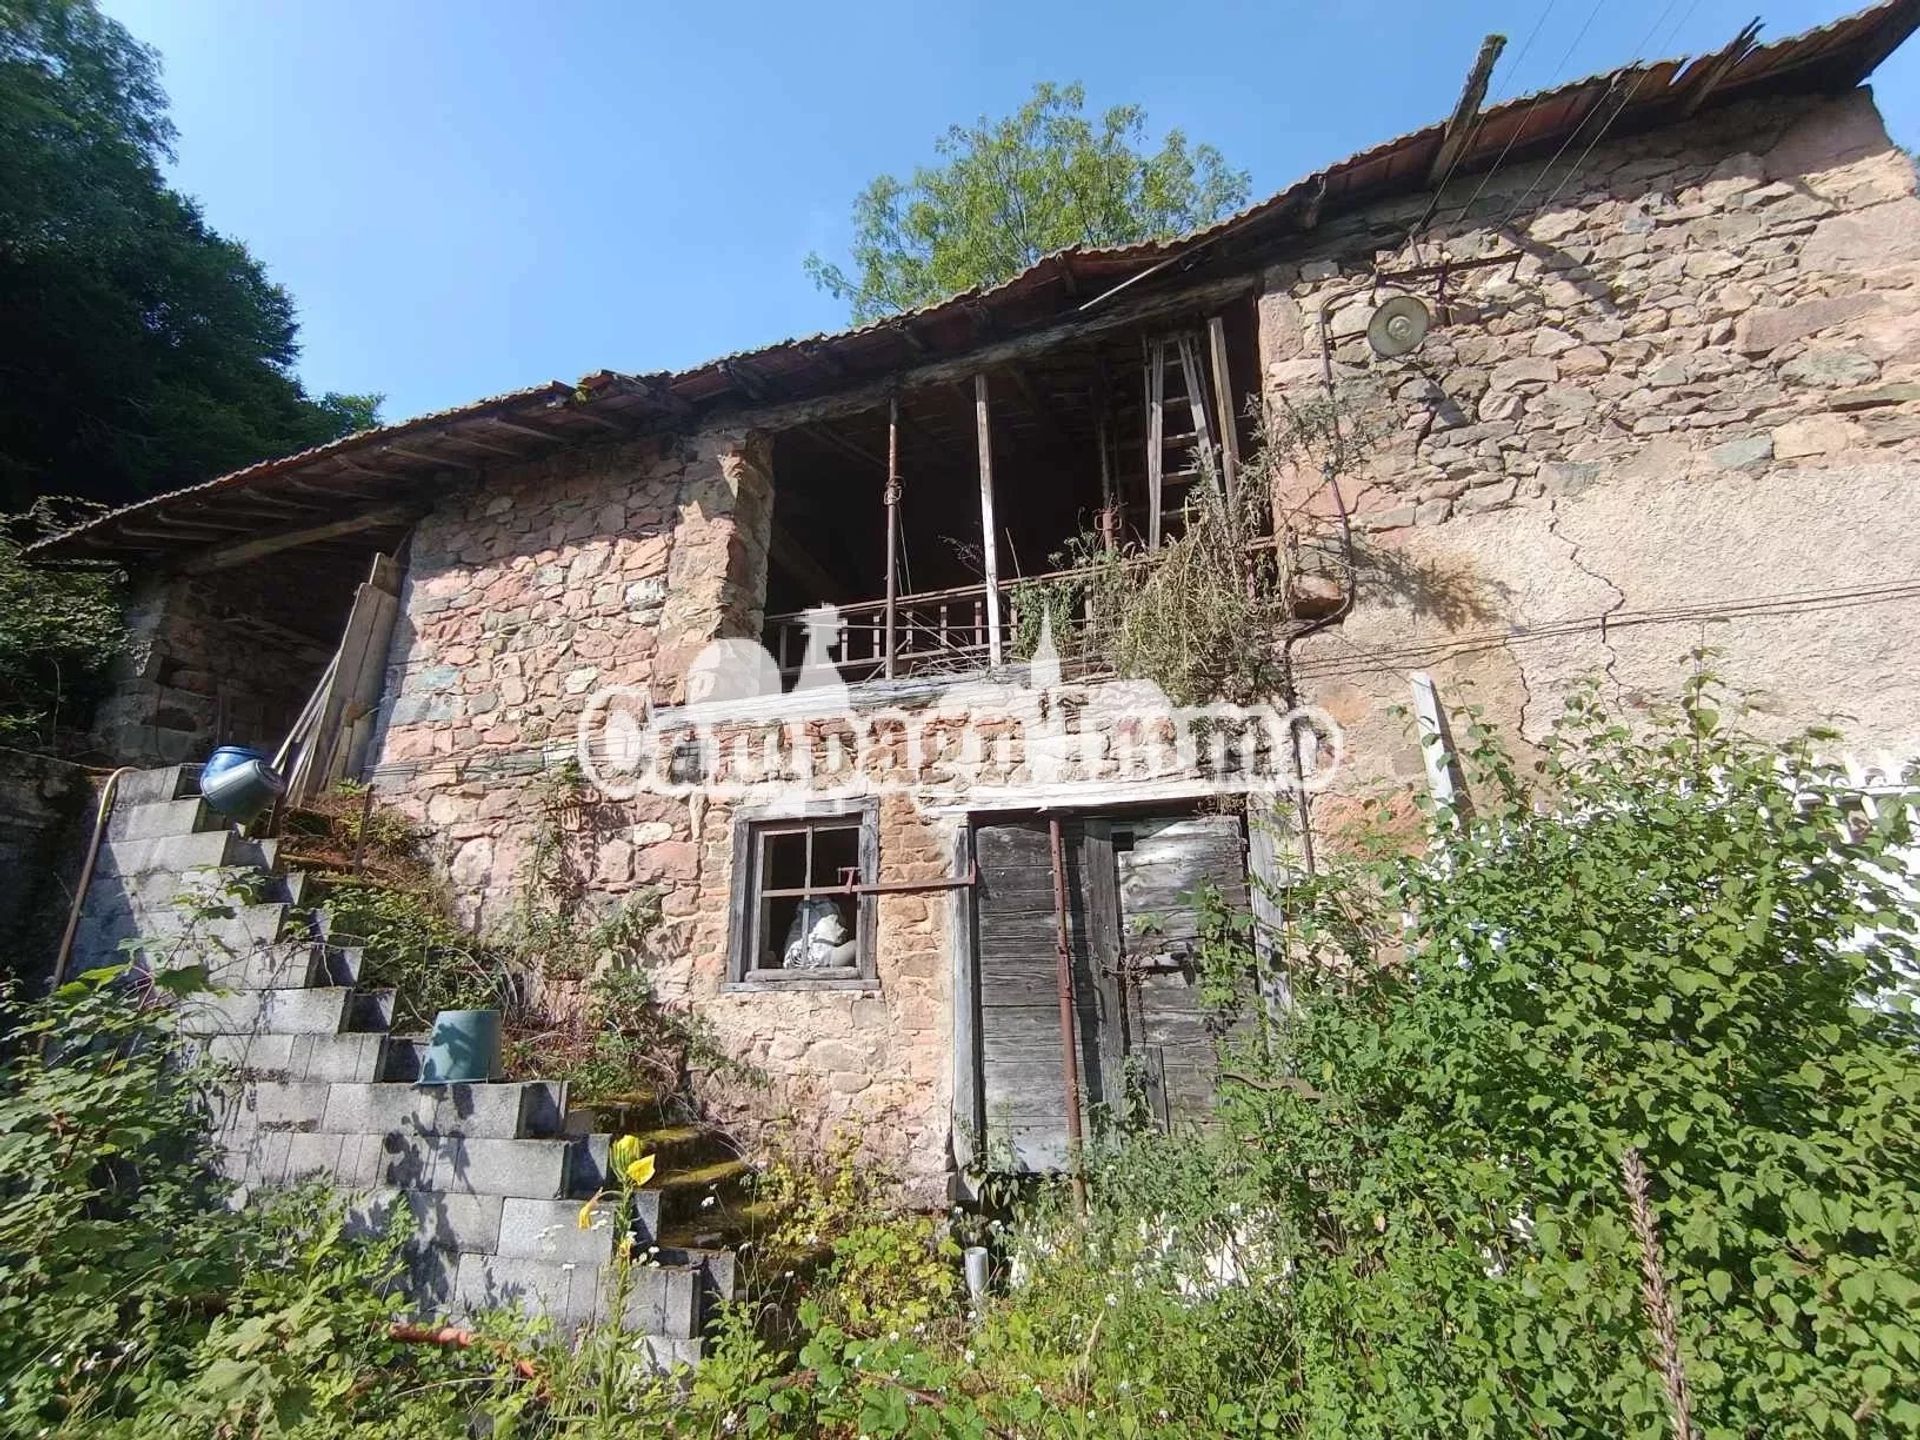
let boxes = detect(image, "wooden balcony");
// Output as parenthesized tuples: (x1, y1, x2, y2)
(764, 571, 1095, 685)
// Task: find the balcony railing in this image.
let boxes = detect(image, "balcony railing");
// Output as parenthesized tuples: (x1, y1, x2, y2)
(764, 536, 1286, 687)
(765, 572, 1092, 685)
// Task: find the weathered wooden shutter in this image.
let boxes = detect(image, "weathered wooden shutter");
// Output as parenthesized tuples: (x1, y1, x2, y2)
(1110, 813, 1249, 1129)
(971, 820, 1118, 1172)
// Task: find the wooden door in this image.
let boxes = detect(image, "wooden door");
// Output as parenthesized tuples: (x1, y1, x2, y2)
(969, 810, 1247, 1173)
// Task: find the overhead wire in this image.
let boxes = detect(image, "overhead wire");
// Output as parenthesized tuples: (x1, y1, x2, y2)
(1494, 0, 1697, 231)
(1407, 0, 1562, 253)
(1526, 0, 1710, 220)
(1438, 0, 1608, 232)
(353, 577, 1920, 791)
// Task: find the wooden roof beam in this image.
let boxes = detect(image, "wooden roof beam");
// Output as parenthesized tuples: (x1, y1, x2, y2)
(889, 319, 929, 355)
(802, 422, 886, 471)
(485, 415, 573, 444)
(179, 502, 422, 575)
(721, 359, 774, 403)
(1427, 34, 1507, 188)
(1679, 18, 1763, 118)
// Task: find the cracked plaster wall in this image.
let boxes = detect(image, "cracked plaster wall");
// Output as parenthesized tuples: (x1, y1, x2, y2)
(1259, 88, 1920, 814)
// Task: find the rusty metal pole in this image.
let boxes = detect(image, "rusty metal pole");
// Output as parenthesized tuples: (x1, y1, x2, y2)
(883, 398, 902, 679)
(1048, 816, 1088, 1212)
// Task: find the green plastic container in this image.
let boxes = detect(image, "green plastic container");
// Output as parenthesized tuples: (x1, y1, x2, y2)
(421, 1009, 502, 1084)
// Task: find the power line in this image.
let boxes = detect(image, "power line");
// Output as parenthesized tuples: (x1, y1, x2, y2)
(1439, 0, 1609, 232)
(1495, 0, 1696, 231)
(347, 577, 1920, 791)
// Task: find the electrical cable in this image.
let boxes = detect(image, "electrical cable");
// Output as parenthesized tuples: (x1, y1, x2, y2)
(1403, 0, 1563, 262)
(1494, 0, 1694, 231)
(351, 576, 1920, 791)
(1439, 0, 1608, 232)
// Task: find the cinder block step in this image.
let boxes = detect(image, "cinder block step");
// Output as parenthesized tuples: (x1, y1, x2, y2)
(176, 986, 352, 1037)
(320, 1080, 568, 1140)
(335, 1132, 584, 1200)
(115, 764, 202, 806)
(347, 1188, 507, 1256)
(191, 939, 322, 991)
(447, 1251, 703, 1338)
(377, 1037, 430, 1082)
(101, 830, 276, 879)
(109, 796, 225, 842)
(496, 1195, 621, 1266)
(205, 1079, 333, 1135)
(611, 1261, 704, 1339)
(194, 1031, 387, 1084)
(346, 988, 397, 1033)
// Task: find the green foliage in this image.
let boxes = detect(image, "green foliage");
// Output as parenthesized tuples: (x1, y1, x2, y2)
(1041, 675, 1920, 1437)
(747, 1133, 960, 1341)
(0, 500, 124, 746)
(806, 81, 1248, 323)
(0, 0, 380, 509)
(320, 877, 510, 1034)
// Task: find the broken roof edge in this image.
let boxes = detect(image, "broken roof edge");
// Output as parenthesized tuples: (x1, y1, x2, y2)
(32, 0, 1920, 564)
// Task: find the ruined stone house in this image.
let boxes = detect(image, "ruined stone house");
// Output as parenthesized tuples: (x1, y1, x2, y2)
(29, 1, 1920, 1342)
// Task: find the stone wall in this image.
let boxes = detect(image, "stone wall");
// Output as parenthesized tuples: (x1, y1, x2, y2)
(1256, 88, 1920, 806)
(365, 428, 974, 1199)
(0, 747, 91, 988)
(359, 85, 1920, 1202)
(94, 562, 362, 766)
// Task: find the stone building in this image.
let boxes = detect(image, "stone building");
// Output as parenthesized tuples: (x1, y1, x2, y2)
(36, 1, 1920, 1227)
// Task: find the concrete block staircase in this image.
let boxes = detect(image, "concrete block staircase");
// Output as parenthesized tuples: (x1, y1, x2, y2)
(70, 763, 739, 1368)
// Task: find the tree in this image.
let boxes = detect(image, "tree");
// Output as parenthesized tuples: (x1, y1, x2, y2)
(805, 82, 1250, 323)
(0, 0, 380, 510)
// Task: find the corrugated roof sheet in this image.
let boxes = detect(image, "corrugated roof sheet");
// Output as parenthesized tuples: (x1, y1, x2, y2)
(32, 0, 1920, 563)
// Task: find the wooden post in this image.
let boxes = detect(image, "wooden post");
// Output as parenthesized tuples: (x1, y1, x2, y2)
(883, 398, 902, 679)
(1094, 367, 1117, 551)
(1048, 816, 1087, 1211)
(1207, 315, 1242, 515)
(974, 373, 1004, 668)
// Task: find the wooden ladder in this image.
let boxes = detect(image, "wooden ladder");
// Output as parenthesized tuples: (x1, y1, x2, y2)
(1143, 332, 1219, 551)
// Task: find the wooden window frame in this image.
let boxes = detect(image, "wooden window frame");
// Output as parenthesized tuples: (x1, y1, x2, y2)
(726, 797, 880, 992)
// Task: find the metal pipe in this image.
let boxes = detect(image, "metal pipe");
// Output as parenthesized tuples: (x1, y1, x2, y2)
(50, 766, 136, 992)
(1047, 817, 1088, 1212)
(883, 398, 902, 679)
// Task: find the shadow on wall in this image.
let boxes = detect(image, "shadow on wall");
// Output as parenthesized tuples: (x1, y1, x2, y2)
(1353, 535, 1511, 629)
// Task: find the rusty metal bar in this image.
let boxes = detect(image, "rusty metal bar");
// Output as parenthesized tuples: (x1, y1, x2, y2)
(884, 397, 902, 679)
(1048, 816, 1088, 1212)
(760, 863, 980, 901)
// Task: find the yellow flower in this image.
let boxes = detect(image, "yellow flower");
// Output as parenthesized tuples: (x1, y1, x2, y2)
(610, 1134, 643, 1174)
(623, 1154, 657, 1189)
(576, 1192, 604, 1230)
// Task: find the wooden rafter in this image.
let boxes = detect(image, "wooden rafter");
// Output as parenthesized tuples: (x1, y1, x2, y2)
(1679, 18, 1763, 118)
(1427, 34, 1507, 188)
(179, 503, 420, 575)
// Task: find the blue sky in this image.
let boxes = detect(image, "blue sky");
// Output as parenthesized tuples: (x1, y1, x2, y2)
(102, 0, 1920, 425)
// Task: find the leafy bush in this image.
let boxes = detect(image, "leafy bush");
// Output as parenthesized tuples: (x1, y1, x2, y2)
(319, 877, 511, 1034)
(0, 502, 125, 749)
(978, 676, 1920, 1438)
(747, 1132, 960, 1342)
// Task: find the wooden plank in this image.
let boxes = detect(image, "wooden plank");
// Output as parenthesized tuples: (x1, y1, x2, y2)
(1426, 33, 1507, 188)
(180, 503, 418, 575)
(949, 826, 982, 1172)
(289, 583, 382, 805)
(1116, 812, 1248, 1131)
(974, 374, 1004, 668)
(1245, 793, 1294, 1016)
(1409, 671, 1457, 809)
(1206, 315, 1242, 512)
(1146, 342, 1166, 551)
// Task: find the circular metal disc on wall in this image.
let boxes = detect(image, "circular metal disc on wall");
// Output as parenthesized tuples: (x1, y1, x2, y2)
(1366, 294, 1431, 358)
